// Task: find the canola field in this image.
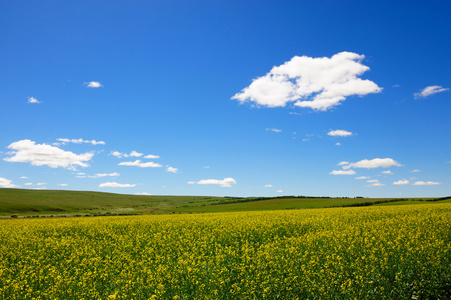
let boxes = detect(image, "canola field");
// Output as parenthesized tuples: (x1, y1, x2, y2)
(1, 204, 450, 299)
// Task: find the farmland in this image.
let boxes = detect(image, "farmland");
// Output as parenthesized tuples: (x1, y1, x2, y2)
(0, 188, 446, 217)
(1, 203, 451, 299)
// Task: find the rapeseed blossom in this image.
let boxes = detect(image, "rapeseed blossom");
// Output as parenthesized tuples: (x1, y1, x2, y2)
(0, 204, 450, 299)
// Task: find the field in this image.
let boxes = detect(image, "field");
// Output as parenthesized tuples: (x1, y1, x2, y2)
(1, 203, 450, 299)
(0, 188, 444, 217)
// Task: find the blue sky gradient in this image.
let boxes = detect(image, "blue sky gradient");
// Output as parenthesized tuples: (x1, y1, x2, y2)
(1, 1, 450, 197)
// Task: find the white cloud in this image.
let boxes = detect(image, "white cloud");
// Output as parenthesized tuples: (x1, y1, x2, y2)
(130, 151, 143, 157)
(85, 81, 103, 88)
(382, 170, 393, 175)
(411, 170, 421, 173)
(4, 139, 94, 169)
(277, 190, 283, 193)
(58, 183, 68, 186)
(32, 187, 46, 190)
(188, 177, 237, 187)
(111, 151, 128, 158)
(264, 184, 273, 187)
(91, 173, 120, 178)
(342, 158, 401, 169)
(367, 179, 379, 183)
(329, 170, 356, 175)
(166, 167, 178, 173)
(144, 154, 160, 159)
(412, 181, 441, 186)
(24, 183, 33, 186)
(99, 182, 136, 188)
(118, 160, 162, 168)
(20, 176, 28, 179)
(327, 129, 353, 137)
(355, 176, 369, 180)
(0, 177, 18, 188)
(36, 182, 46, 186)
(136, 192, 151, 195)
(335, 142, 341, 146)
(367, 182, 385, 187)
(266, 128, 282, 133)
(232, 51, 382, 111)
(414, 85, 449, 98)
(393, 179, 410, 185)
(338, 161, 349, 166)
(28, 97, 40, 104)
(57, 138, 105, 145)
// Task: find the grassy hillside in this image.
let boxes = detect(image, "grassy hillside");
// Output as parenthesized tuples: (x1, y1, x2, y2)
(0, 188, 448, 217)
(0, 188, 222, 216)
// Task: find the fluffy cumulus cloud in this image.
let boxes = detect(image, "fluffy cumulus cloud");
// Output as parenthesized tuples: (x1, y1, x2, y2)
(412, 181, 441, 186)
(327, 130, 353, 137)
(130, 151, 143, 157)
(28, 97, 40, 104)
(57, 138, 105, 145)
(166, 167, 178, 173)
(118, 160, 162, 168)
(414, 85, 449, 98)
(232, 52, 381, 111)
(0, 177, 18, 188)
(99, 182, 136, 188)
(85, 81, 103, 88)
(145, 154, 160, 159)
(4, 140, 94, 169)
(393, 179, 410, 185)
(341, 158, 401, 170)
(329, 170, 356, 175)
(188, 177, 237, 187)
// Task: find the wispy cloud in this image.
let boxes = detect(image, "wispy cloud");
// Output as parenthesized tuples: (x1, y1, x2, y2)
(188, 177, 237, 187)
(266, 128, 282, 133)
(118, 160, 162, 168)
(57, 138, 105, 145)
(264, 184, 273, 187)
(99, 182, 136, 188)
(382, 170, 393, 175)
(4, 139, 94, 170)
(329, 170, 356, 175)
(232, 52, 381, 111)
(91, 173, 120, 178)
(327, 129, 353, 137)
(414, 85, 449, 98)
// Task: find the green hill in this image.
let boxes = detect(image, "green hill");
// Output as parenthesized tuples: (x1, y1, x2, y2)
(0, 188, 449, 217)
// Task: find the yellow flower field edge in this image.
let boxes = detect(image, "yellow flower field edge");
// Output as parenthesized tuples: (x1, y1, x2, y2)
(1, 204, 450, 299)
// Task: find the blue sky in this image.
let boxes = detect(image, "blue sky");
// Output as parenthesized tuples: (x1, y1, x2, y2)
(1, 0, 450, 197)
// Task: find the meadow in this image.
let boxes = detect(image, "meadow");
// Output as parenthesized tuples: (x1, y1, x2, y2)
(1, 203, 450, 299)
